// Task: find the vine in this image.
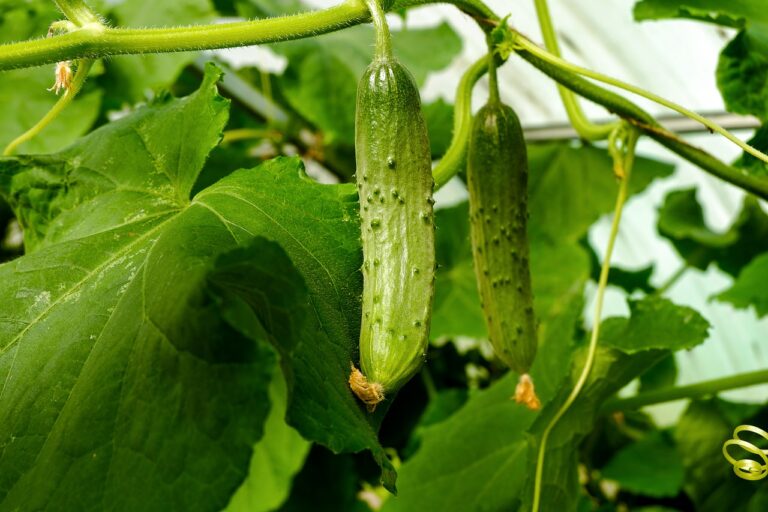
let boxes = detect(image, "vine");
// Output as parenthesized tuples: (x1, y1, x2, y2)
(511, 34, 768, 165)
(432, 55, 487, 188)
(532, 0, 618, 141)
(1, 0, 765, 200)
(604, 368, 768, 412)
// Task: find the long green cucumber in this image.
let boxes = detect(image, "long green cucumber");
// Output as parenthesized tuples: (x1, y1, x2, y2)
(467, 60, 540, 409)
(349, 1, 435, 412)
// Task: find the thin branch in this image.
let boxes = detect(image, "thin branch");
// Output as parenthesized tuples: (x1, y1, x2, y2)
(603, 369, 768, 412)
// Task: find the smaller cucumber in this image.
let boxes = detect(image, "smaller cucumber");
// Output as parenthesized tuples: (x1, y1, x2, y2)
(467, 62, 540, 410)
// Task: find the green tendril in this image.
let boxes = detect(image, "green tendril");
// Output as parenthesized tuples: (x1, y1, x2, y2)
(531, 123, 640, 512)
(723, 425, 768, 481)
(3, 59, 94, 156)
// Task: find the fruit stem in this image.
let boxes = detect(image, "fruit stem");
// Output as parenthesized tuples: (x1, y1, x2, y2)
(364, 0, 394, 60)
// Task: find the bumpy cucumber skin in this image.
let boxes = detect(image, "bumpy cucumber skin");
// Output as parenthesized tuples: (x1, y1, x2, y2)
(355, 57, 435, 394)
(467, 101, 537, 374)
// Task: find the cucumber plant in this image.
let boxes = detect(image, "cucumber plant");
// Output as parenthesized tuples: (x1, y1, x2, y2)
(0, 0, 767, 511)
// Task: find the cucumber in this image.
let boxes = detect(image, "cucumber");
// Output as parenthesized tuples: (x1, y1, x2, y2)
(349, 53, 435, 411)
(467, 80, 540, 410)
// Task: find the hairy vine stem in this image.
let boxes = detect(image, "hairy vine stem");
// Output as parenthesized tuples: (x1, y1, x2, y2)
(532, 125, 639, 512)
(3, 0, 101, 155)
(364, 0, 393, 59)
(0, 1, 495, 72)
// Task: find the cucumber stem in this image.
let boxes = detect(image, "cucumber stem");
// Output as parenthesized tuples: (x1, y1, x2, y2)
(487, 39, 500, 105)
(364, 0, 393, 60)
(53, 0, 102, 25)
(508, 32, 768, 200)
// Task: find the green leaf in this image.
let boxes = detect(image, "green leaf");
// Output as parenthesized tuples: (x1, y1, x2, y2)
(382, 292, 585, 512)
(205, 229, 395, 490)
(102, 0, 217, 103)
(224, 370, 311, 512)
(0, 3, 101, 154)
(402, 388, 468, 458)
(715, 252, 768, 317)
(0, 65, 395, 510)
(600, 432, 684, 498)
(274, 23, 461, 144)
(586, 243, 656, 294)
(423, 99, 454, 159)
(1, 67, 230, 252)
(0, 0, 58, 44)
(659, 188, 738, 255)
(234, 0, 304, 17)
(633, 0, 768, 26)
(277, 448, 370, 512)
(431, 203, 486, 340)
(431, 202, 590, 343)
(717, 25, 768, 121)
(520, 348, 667, 511)
(657, 188, 768, 275)
(0, 68, 102, 154)
(635, 1, 768, 122)
(528, 143, 674, 242)
(600, 297, 710, 354)
(390, 24, 462, 86)
(639, 353, 678, 393)
(735, 123, 768, 177)
(386, 302, 666, 511)
(531, 238, 591, 321)
(382, 372, 538, 512)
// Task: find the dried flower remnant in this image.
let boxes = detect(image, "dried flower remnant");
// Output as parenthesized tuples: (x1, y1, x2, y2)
(48, 61, 73, 95)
